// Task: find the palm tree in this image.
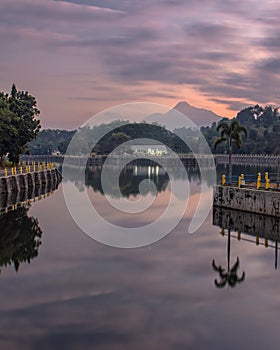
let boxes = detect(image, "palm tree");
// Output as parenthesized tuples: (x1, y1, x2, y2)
(214, 119, 247, 184)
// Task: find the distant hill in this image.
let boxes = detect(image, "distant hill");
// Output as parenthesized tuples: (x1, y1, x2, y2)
(28, 104, 280, 156)
(201, 105, 280, 154)
(146, 101, 222, 129)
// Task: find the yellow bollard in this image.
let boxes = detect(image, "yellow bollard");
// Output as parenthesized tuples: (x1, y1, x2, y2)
(5, 207, 8, 213)
(20, 166, 23, 174)
(33, 164, 36, 172)
(221, 174, 226, 185)
(257, 172, 261, 189)
(241, 174, 245, 187)
(238, 175, 242, 188)
(4, 168, 7, 177)
(265, 172, 270, 190)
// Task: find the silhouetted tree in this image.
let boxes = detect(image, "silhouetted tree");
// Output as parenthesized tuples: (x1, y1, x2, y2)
(214, 119, 247, 184)
(7, 84, 41, 164)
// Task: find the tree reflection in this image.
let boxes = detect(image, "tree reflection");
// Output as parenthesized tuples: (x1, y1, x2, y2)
(62, 163, 217, 194)
(85, 165, 170, 198)
(0, 206, 42, 273)
(212, 229, 245, 288)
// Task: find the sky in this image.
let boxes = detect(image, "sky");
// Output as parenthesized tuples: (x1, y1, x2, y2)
(1, 0, 280, 129)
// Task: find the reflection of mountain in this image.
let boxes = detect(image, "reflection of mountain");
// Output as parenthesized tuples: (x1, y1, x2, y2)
(0, 206, 42, 273)
(213, 206, 280, 269)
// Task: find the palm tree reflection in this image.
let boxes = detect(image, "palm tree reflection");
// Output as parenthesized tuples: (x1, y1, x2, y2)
(212, 229, 245, 288)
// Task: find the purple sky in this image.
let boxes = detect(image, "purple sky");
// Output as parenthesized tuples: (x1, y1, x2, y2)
(1, 0, 280, 129)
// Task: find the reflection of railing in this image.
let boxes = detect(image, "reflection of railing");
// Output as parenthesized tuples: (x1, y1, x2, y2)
(0, 190, 55, 216)
(220, 228, 279, 248)
(213, 206, 280, 240)
(213, 206, 280, 269)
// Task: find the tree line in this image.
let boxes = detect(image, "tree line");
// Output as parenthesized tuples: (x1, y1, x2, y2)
(28, 104, 280, 156)
(201, 105, 280, 154)
(2, 83, 277, 165)
(0, 84, 41, 165)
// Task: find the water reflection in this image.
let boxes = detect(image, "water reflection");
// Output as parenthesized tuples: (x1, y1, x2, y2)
(212, 229, 245, 288)
(0, 206, 42, 274)
(62, 163, 216, 196)
(0, 179, 61, 214)
(213, 206, 280, 270)
(0, 184, 60, 275)
(86, 165, 169, 197)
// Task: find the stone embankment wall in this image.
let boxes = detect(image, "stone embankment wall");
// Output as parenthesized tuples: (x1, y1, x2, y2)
(0, 168, 62, 194)
(213, 185, 280, 217)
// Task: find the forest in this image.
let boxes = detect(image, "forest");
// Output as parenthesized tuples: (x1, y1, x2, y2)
(28, 105, 280, 155)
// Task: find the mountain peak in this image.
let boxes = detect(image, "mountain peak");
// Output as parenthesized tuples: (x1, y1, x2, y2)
(174, 101, 191, 110)
(146, 101, 221, 129)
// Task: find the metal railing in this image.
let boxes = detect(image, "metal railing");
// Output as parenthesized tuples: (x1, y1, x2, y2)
(220, 172, 280, 190)
(0, 161, 55, 178)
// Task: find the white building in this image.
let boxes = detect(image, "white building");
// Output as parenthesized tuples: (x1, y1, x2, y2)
(130, 145, 168, 156)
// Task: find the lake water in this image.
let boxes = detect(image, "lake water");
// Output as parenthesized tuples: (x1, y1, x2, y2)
(0, 164, 280, 350)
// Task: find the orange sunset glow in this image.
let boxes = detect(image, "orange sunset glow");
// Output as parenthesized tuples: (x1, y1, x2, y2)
(1, 0, 280, 128)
